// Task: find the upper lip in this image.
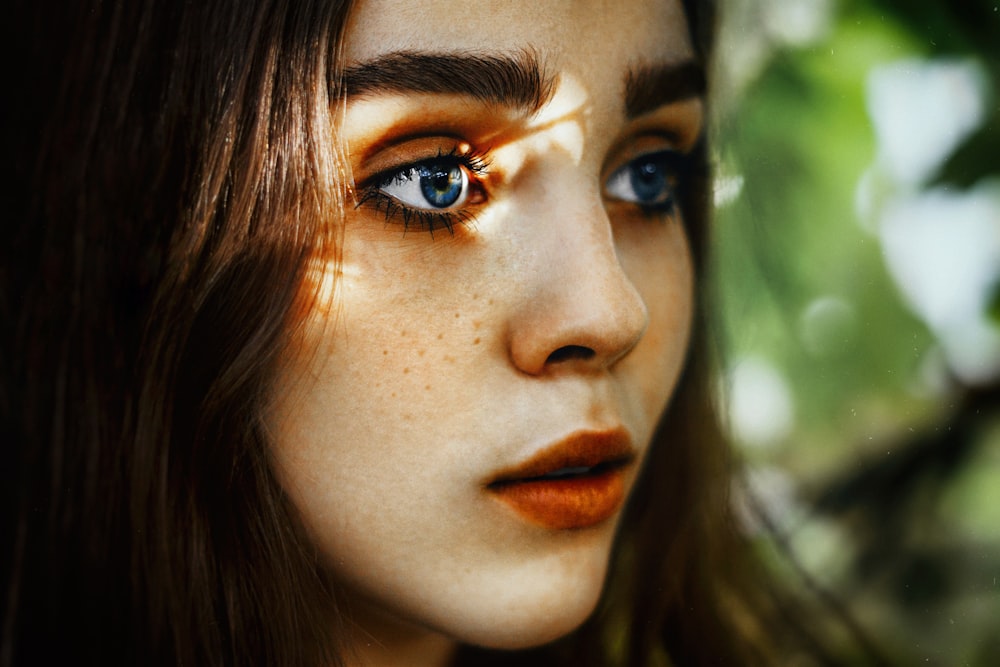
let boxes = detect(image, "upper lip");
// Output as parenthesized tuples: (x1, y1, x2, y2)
(487, 427, 635, 487)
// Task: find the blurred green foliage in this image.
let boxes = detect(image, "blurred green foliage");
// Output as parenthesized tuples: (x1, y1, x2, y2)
(710, 0, 1000, 664)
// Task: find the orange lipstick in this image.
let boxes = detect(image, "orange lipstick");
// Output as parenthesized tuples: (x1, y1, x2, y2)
(487, 429, 634, 530)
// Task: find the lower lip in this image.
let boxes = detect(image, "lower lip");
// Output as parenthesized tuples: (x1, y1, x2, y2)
(489, 468, 626, 530)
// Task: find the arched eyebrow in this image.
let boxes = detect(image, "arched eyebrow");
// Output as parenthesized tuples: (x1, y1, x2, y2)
(337, 50, 704, 120)
(625, 60, 705, 119)
(338, 50, 557, 114)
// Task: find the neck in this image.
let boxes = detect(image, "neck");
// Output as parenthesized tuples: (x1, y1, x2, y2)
(344, 598, 457, 667)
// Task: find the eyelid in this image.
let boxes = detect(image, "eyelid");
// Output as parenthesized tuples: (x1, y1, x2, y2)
(341, 92, 527, 165)
(353, 137, 492, 187)
(624, 98, 705, 152)
(354, 133, 468, 177)
(602, 132, 684, 181)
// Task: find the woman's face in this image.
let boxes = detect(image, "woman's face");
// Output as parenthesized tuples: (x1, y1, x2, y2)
(267, 0, 701, 655)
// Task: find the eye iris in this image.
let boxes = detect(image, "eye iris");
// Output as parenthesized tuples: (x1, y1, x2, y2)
(630, 158, 667, 203)
(418, 163, 464, 208)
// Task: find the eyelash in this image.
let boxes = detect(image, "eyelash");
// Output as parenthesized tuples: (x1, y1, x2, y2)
(356, 145, 492, 235)
(356, 144, 691, 235)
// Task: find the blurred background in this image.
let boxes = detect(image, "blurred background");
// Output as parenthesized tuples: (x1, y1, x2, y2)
(708, 0, 999, 664)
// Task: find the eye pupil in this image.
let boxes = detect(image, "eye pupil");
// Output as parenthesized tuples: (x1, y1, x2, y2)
(630, 159, 667, 202)
(419, 163, 464, 208)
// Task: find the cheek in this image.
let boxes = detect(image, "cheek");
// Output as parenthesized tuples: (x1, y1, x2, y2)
(618, 219, 695, 417)
(263, 241, 504, 534)
(263, 294, 474, 591)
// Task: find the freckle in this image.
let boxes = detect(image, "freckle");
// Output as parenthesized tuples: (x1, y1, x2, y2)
(400, 330, 407, 337)
(418, 349, 425, 357)
(488, 299, 494, 305)
(403, 368, 410, 374)
(425, 385, 431, 391)
(473, 337, 481, 345)
(454, 313, 460, 319)
(391, 392, 397, 398)
(473, 320, 481, 330)
(437, 333, 444, 340)
(472, 293, 479, 300)
(444, 355, 455, 363)
(383, 350, 388, 355)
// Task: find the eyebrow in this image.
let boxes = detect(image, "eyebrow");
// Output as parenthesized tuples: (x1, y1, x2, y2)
(625, 60, 705, 119)
(338, 50, 704, 120)
(339, 50, 557, 114)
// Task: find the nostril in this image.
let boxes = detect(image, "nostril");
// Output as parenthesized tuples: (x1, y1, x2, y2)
(545, 345, 596, 365)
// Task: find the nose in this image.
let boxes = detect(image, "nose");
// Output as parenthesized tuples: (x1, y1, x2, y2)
(507, 192, 649, 376)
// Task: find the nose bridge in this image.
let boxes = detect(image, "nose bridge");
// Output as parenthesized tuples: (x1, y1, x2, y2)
(508, 172, 650, 375)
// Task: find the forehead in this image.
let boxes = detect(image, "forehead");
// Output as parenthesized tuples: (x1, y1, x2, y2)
(343, 0, 693, 69)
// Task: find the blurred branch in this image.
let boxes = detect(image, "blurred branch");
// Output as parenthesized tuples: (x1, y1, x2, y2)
(809, 381, 1000, 587)
(935, 109, 1000, 188)
(857, 0, 1000, 62)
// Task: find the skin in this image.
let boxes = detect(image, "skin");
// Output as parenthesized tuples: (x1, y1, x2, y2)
(266, 1, 702, 664)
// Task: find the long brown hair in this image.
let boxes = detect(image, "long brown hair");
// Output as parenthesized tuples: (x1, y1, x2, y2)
(4, 1, 781, 665)
(6, 1, 352, 664)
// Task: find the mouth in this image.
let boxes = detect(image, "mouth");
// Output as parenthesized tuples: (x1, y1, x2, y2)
(486, 428, 635, 530)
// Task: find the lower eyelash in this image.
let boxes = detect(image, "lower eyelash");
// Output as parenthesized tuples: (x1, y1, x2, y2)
(637, 198, 676, 218)
(356, 189, 479, 236)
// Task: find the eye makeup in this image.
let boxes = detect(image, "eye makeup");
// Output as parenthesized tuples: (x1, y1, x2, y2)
(346, 95, 702, 237)
(355, 143, 493, 235)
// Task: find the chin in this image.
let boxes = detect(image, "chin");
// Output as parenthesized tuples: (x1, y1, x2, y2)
(432, 545, 612, 651)
(451, 593, 601, 651)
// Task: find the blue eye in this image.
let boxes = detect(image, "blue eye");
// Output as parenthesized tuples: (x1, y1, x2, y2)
(605, 150, 679, 212)
(379, 158, 469, 210)
(357, 147, 491, 234)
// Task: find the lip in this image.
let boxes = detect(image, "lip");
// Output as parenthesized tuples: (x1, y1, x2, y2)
(486, 428, 635, 530)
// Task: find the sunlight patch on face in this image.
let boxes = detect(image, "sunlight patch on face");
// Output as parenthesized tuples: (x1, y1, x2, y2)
(521, 72, 590, 165)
